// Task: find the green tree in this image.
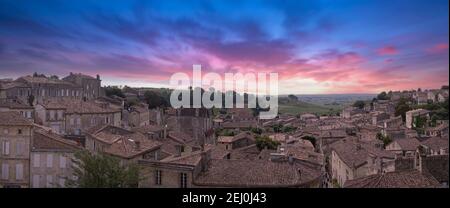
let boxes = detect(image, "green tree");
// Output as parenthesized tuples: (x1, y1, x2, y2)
(377, 91, 389, 100)
(272, 124, 283, 133)
(352, 100, 366, 109)
(255, 135, 280, 150)
(395, 98, 411, 122)
(104, 86, 125, 98)
(250, 127, 263, 135)
(376, 133, 392, 147)
(66, 150, 140, 188)
(301, 136, 317, 148)
(143, 91, 169, 109)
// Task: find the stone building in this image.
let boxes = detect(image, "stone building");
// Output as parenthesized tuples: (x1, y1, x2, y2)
(124, 103, 150, 128)
(167, 108, 214, 145)
(62, 73, 102, 100)
(217, 132, 255, 150)
(0, 99, 34, 122)
(85, 125, 162, 165)
(405, 109, 430, 129)
(0, 112, 33, 188)
(35, 98, 121, 135)
(30, 128, 81, 188)
(330, 139, 395, 186)
(15, 75, 83, 104)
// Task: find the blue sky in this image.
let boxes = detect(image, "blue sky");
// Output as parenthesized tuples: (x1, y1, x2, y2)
(0, 0, 448, 93)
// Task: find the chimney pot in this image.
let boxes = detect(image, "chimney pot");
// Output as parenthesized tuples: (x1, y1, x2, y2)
(135, 141, 141, 150)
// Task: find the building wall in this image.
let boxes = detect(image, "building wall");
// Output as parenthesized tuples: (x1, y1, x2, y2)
(139, 165, 196, 188)
(0, 125, 32, 188)
(30, 151, 75, 188)
(331, 150, 355, 186)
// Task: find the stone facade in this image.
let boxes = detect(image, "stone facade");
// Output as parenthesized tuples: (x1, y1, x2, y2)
(0, 112, 33, 188)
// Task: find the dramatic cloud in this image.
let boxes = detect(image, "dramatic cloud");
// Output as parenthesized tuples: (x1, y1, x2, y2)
(377, 46, 399, 56)
(0, 0, 448, 94)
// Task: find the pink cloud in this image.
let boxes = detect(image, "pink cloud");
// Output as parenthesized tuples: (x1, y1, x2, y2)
(427, 43, 449, 53)
(377, 46, 398, 55)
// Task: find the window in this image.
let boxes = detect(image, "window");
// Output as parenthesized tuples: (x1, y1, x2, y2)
(2, 141, 10, 155)
(46, 175, 53, 187)
(32, 175, 40, 188)
(47, 154, 53, 168)
(1, 163, 9, 180)
(59, 178, 66, 187)
(59, 156, 67, 169)
(16, 141, 24, 156)
(180, 173, 188, 188)
(15, 164, 23, 180)
(69, 118, 74, 125)
(76, 118, 81, 125)
(57, 111, 63, 120)
(18, 129, 22, 134)
(155, 170, 162, 185)
(34, 154, 41, 167)
(26, 111, 32, 118)
(50, 110, 55, 120)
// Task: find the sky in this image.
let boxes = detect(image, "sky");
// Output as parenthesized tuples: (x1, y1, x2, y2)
(0, 0, 448, 94)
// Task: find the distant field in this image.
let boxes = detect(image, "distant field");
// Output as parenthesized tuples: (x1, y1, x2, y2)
(278, 101, 342, 115)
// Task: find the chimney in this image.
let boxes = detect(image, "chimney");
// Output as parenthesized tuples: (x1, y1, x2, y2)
(356, 144, 362, 150)
(200, 149, 210, 172)
(288, 154, 294, 165)
(134, 141, 141, 150)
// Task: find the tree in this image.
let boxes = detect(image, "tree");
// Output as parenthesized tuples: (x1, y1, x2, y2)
(104, 86, 125, 98)
(301, 136, 317, 148)
(287, 94, 298, 102)
(395, 98, 411, 122)
(143, 91, 169, 109)
(272, 123, 283, 133)
(377, 91, 389, 100)
(250, 127, 263, 135)
(255, 135, 280, 151)
(66, 150, 140, 188)
(376, 133, 392, 147)
(353, 100, 365, 109)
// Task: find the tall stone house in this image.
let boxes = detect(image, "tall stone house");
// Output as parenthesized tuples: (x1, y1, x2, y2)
(0, 112, 33, 188)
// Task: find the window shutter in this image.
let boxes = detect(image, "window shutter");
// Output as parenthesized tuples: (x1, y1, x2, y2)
(46, 154, 53, 168)
(15, 164, 23, 180)
(32, 175, 40, 188)
(59, 156, 66, 168)
(1, 163, 9, 180)
(46, 175, 53, 187)
(34, 154, 41, 168)
(3, 141, 10, 155)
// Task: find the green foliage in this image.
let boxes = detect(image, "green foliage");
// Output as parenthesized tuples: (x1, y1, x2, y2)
(332, 179, 341, 188)
(377, 91, 389, 100)
(301, 136, 317, 148)
(66, 150, 140, 188)
(281, 126, 297, 133)
(143, 91, 169, 109)
(376, 133, 392, 147)
(217, 129, 235, 136)
(272, 124, 283, 133)
(250, 127, 263, 135)
(287, 94, 298, 101)
(352, 100, 366, 109)
(104, 86, 125, 98)
(255, 135, 280, 151)
(395, 98, 411, 122)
